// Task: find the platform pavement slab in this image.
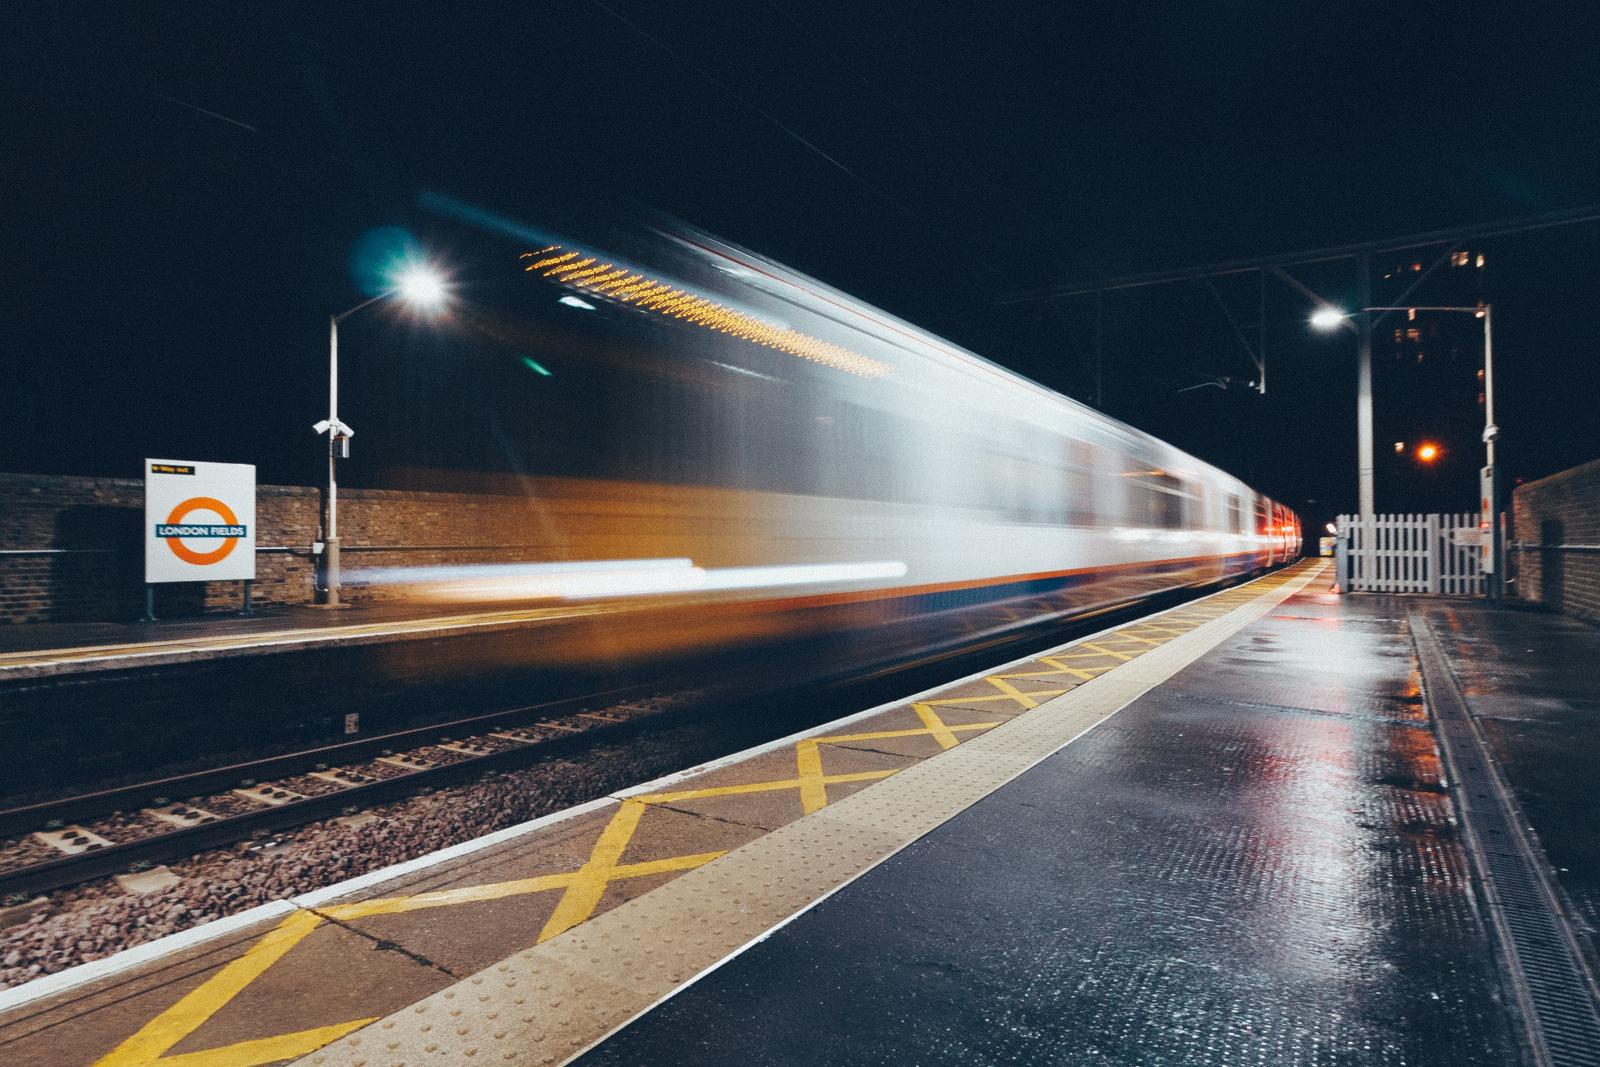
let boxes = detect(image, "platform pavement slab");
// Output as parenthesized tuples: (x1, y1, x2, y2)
(573, 581, 1522, 1067)
(1425, 599, 1600, 973)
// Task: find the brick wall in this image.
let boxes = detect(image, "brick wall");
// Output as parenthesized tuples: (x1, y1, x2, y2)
(0, 472, 566, 624)
(1513, 457, 1600, 625)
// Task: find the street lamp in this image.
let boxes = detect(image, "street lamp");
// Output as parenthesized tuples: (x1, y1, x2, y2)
(315, 261, 449, 607)
(1311, 302, 1500, 596)
(1309, 306, 1346, 331)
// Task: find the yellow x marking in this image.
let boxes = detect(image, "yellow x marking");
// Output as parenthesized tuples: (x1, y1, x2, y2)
(95, 848, 727, 1067)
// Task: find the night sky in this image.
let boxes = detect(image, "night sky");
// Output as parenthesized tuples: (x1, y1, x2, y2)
(5, 2, 1599, 532)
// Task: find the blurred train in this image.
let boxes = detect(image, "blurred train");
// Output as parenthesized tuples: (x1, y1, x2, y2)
(363, 204, 1301, 669)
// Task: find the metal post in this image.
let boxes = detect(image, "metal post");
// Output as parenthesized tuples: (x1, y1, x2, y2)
(1356, 254, 1374, 517)
(324, 314, 342, 607)
(1256, 268, 1267, 394)
(239, 579, 254, 617)
(141, 584, 156, 623)
(1335, 529, 1349, 592)
(1482, 304, 1501, 600)
(1093, 290, 1105, 409)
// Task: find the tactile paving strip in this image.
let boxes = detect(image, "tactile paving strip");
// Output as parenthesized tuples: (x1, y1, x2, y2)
(296, 562, 1327, 1066)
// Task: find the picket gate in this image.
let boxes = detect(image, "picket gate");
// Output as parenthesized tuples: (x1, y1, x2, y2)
(1335, 512, 1485, 595)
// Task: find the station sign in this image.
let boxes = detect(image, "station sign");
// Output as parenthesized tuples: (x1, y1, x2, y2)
(144, 459, 256, 584)
(1479, 464, 1495, 574)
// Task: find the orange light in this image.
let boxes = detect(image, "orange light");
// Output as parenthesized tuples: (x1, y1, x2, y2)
(1416, 443, 1440, 463)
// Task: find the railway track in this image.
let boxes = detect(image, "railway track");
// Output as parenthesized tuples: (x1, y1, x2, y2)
(0, 684, 685, 899)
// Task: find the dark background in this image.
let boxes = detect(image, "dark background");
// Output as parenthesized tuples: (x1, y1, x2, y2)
(4, 2, 1598, 533)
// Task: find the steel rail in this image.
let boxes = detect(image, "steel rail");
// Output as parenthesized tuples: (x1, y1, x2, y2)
(0, 688, 679, 899)
(0, 685, 651, 840)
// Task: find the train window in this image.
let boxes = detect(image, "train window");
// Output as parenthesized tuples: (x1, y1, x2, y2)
(1226, 492, 1244, 533)
(1156, 476, 1185, 529)
(985, 451, 1055, 524)
(1064, 440, 1096, 526)
(1127, 469, 1187, 529)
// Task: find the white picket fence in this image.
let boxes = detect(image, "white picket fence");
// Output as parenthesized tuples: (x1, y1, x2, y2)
(1336, 512, 1485, 595)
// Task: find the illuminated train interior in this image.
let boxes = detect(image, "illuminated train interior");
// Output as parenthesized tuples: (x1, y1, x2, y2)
(356, 199, 1301, 667)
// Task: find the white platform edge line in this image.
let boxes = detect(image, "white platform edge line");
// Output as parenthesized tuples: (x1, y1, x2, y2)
(0, 564, 1316, 1015)
(553, 563, 1326, 1064)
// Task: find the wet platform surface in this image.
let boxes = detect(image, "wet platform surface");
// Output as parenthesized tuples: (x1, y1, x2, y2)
(1424, 599, 1600, 970)
(7, 561, 1598, 1066)
(578, 586, 1526, 1066)
(0, 599, 609, 679)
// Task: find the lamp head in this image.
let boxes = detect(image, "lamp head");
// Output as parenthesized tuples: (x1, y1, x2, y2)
(1309, 306, 1347, 331)
(393, 262, 449, 313)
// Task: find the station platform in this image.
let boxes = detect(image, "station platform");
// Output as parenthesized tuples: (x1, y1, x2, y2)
(0, 600, 609, 681)
(4, 557, 1598, 1066)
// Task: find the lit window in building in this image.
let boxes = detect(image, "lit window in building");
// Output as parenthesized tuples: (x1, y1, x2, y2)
(1411, 262, 1423, 272)
(1394, 441, 1406, 453)
(1476, 253, 1486, 268)
(1452, 250, 1470, 267)
(1477, 368, 1485, 380)
(1407, 308, 1417, 321)
(1406, 327, 1422, 342)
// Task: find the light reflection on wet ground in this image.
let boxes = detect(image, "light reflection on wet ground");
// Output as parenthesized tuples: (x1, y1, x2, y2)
(1430, 600, 1600, 970)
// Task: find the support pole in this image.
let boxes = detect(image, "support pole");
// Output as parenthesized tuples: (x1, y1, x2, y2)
(1356, 254, 1374, 517)
(1256, 268, 1267, 394)
(1483, 304, 1501, 600)
(239, 579, 254, 617)
(141, 584, 156, 623)
(324, 314, 342, 607)
(1094, 290, 1105, 409)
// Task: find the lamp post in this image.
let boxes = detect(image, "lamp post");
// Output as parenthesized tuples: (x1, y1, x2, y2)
(316, 264, 448, 607)
(1311, 302, 1499, 596)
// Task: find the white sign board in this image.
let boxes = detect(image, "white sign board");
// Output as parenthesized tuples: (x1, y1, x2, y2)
(144, 459, 256, 584)
(1479, 464, 1496, 574)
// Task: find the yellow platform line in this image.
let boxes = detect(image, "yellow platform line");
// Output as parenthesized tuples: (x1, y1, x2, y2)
(795, 741, 830, 813)
(1077, 642, 1135, 662)
(912, 702, 961, 749)
(0, 605, 615, 669)
(980, 675, 1046, 709)
(541, 800, 650, 942)
(94, 910, 340, 1066)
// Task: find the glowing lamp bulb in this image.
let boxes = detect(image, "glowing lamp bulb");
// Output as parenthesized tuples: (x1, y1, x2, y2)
(393, 264, 448, 311)
(1417, 443, 1440, 463)
(1309, 306, 1347, 330)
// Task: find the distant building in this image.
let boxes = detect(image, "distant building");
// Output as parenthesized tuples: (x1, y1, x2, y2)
(1373, 249, 1487, 511)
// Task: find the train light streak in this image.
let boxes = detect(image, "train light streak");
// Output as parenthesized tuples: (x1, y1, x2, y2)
(355, 558, 909, 603)
(519, 247, 891, 379)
